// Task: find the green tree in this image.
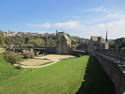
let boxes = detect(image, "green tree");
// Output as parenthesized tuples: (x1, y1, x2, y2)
(4, 51, 22, 64)
(5, 36, 14, 45)
(30, 39, 43, 46)
(0, 30, 5, 47)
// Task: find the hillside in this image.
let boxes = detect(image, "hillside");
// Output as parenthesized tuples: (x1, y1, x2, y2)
(109, 37, 125, 48)
(0, 54, 20, 82)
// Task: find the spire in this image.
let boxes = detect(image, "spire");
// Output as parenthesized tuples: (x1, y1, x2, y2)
(8, 29, 11, 32)
(56, 30, 58, 35)
(106, 30, 108, 42)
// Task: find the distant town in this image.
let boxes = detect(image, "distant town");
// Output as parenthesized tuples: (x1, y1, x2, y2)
(3, 30, 54, 37)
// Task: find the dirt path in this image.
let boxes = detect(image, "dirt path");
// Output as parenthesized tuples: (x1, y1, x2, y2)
(20, 54, 75, 68)
(0, 48, 5, 54)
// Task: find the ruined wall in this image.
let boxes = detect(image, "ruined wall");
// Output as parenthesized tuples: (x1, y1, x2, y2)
(96, 54, 125, 94)
(56, 35, 71, 55)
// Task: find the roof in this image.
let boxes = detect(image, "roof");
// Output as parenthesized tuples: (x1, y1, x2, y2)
(64, 35, 71, 42)
(91, 36, 106, 43)
(63, 35, 71, 47)
(57, 32, 66, 36)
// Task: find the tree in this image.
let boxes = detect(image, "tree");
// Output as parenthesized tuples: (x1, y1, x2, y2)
(5, 36, 14, 45)
(4, 51, 22, 64)
(109, 38, 125, 49)
(0, 30, 5, 47)
(25, 36, 30, 44)
(30, 39, 43, 47)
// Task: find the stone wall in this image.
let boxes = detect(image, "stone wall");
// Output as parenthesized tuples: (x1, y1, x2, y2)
(12, 46, 56, 55)
(56, 35, 71, 55)
(99, 49, 125, 57)
(40, 47, 56, 54)
(96, 53, 125, 94)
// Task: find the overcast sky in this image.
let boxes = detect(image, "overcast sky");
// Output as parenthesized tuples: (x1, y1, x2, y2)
(0, 0, 125, 39)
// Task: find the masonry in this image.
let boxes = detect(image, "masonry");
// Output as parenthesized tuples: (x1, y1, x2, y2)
(88, 33, 125, 94)
(96, 52, 125, 94)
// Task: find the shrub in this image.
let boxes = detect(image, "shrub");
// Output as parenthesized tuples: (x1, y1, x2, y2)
(23, 50, 34, 58)
(4, 51, 22, 64)
(77, 53, 82, 57)
(15, 65, 22, 70)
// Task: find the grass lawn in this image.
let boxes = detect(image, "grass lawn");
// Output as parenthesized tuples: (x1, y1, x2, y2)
(0, 54, 89, 94)
(0, 54, 20, 82)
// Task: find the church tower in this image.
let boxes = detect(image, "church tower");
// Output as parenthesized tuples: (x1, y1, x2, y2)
(105, 30, 109, 49)
(106, 30, 108, 42)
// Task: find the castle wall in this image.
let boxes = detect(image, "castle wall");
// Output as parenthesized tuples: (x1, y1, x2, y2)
(96, 53, 125, 94)
(56, 39, 70, 54)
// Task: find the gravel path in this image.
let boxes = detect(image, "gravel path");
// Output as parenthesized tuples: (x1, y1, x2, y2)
(20, 54, 75, 68)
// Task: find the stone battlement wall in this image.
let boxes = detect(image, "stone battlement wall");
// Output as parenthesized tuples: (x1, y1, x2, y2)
(96, 53, 125, 94)
(99, 49, 125, 57)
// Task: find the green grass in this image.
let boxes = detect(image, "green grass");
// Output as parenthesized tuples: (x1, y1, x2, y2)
(0, 55, 89, 94)
(0, 54, 20, 82)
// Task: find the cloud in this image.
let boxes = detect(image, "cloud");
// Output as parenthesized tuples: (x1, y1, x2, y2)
(107, 19, 125, 39)
(25, 23, 51, 28)
(81, 6, 106, 13)
(81, 19, 125, 39)
(25, 19, 125, 39)
(53, 21, 83, 30)
(89, 7, 106, 12)
(25, 21, 83, 30)
(24, 7, 125, 39)
(64, 16, 80, 19)
(73, 7, 125, 39)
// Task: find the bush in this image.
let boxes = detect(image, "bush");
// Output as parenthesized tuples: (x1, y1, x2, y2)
(77, 53, 82, 57)
(4, 51, 22, 64)
(23, 50, 34, 58)
(15, 65, 22, 70)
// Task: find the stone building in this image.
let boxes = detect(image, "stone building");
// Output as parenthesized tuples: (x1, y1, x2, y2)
(56, 32, 72, 54)
(3, 30, 17, 37)
(88, 32, 109, 56)
(56, 31, 66, 36)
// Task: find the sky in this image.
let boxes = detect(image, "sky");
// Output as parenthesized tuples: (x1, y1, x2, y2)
(0, 0, 125, 39)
